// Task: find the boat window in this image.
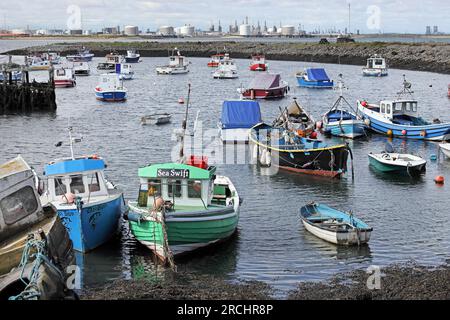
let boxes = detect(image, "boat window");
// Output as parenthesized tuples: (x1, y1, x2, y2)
(56, 69, 65, 76)
(87, 173, 101, 192)
(187, 180, 202, 198)
(54, 177, 67, 196)
(147, 179, 161, 197)
(381, 103, 385, 113)
(394, 103, 402, 111)
(411, 102, 417, 112)
(168, 179, 182, 198)
(69, 175, 85, 194)
(0, 186, 38, 225)
(386, 104, 391, 114)
(375, 59, 383, 65)
(402, 102, 407, 111)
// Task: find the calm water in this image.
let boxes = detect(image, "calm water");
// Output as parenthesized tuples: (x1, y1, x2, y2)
(1, 41, 450, 297)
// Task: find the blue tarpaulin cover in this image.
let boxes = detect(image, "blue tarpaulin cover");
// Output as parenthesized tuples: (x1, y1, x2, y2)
(306, 68, 330, 81)
(221, 100, 262, 129)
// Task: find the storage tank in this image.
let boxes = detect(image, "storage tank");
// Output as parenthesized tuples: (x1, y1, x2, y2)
(179, 25, 195, 36)
(159, 26, 174, 36)
(124, 25, 139, 36)
(239, 24, 251, 36)
(281, 25, 295, 36)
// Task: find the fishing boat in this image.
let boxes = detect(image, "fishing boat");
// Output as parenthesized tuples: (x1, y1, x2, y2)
(362, 54, 388, 77)
(141, 113, 172, 125)
(272, 98, 316, 137)
(207, 53, 225, 67)
(26, 56, 51, 71)
(249, 54, 268, 71)
(0, 71, 22, 82)
(124, 49, 141, 63)
(126, 85, 241, 263)
(42, 52, 61, 65)
(237, 73, 289, 99)
(439, 143, 450, 158)
(296, 68, 334, 88)
(218, 100, 262, 143)
(322, 75, 366, 139)
(116, 63, 134, 80)
(94, 73, 127, 102)
(97, 52, 123, 71)
(249, 123, 351, 178)
(66, 48, 94, 62)
(96, 62, 115, 71)
(0, 156, 75, 300)
(368, 144, 426, 174)
(357, 76, 450, 141)
(212, 53, 238, 79)
(53, 67, 76, 88)
(73, 62, 90, 76)
(40, 127, 126, 253)
(156, 48, 189, 75)
(300, 203, 372, 245)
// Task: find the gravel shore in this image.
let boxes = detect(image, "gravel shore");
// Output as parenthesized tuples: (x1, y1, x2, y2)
(81, 262, 450, 300)
(4, 40, 450, 74)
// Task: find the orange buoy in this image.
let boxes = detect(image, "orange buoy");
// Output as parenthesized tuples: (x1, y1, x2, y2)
(434, 176, 445, 184)
(361, 101, 368, 107)
(387, 129, 393, 137)
(178, 97, 185, 104)
(309, 131, 318, 139)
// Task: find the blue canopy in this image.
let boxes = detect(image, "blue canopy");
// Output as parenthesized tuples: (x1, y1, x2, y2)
(44, 158, 105, 176)
(221, 100, 262, 129)
(307, 68, 330, 81)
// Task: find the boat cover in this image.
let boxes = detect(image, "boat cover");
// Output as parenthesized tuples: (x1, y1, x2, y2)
(248, 73, 280, 89)
(306, 68, 330, 81)
(221, 101, 262, 129)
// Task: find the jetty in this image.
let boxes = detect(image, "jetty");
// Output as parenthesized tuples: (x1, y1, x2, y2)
(0, 57, 56, 115)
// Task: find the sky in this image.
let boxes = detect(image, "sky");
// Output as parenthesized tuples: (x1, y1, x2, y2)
(0, 0, 448, 34)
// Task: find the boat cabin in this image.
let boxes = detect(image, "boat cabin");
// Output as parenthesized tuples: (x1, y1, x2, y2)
(42, 156, 110, 203)
(98, 73, 124, 90)
(136, 160, 218, 210)
(0, 156, 45, 243)
(366, 55, 386, 69)
(376, 99, 426, 125)
(169, 55, 187, 68)
(106, 53, 122, 64)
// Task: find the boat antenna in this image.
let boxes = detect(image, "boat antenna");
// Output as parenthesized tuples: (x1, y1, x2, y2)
(397, 74, 414, 98)
(179, 83, 191, 162)
(68, 125, 75, 160)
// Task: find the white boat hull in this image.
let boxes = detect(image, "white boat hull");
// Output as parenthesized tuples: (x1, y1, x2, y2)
(218, 127, 251, 143)
(439, 143, 450, 157)
(302, 219, 371, 245)
(362, 68, 388, 77)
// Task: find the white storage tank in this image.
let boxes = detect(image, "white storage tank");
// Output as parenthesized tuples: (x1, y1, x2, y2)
(179, 25, 195, 36)
(124, 25, 139, 36)
(281, 25, 295, 36)
(159, 26, 174, 36)
(239, 24, 251, 36)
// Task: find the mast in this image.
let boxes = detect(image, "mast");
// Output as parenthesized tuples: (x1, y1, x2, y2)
(348, 3, 351, 35)
(179, 83, 191, 162)
(68, 126, 75, 160)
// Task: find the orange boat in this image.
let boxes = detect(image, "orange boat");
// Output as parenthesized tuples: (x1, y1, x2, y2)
(207, 54, 225, 67)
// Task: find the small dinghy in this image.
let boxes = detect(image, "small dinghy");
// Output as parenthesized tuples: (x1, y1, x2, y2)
(439, 143, 450, 158)
(300, 202, 372, 246)
(141, 113, 172, 125)
(368, 143, 426, 174)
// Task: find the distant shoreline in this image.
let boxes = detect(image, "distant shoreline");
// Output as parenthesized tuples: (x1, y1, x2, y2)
(4, 40, 450, 74)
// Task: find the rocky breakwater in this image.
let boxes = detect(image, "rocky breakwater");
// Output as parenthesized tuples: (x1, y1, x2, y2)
(5, 40, 450, 74)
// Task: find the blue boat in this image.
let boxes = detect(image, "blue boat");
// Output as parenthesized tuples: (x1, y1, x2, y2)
(296, 68, 334, 88)
(41, 127, 125, 252)
(358, 76, 450, 141)
(0, 71, 22, 82)
(95, 73, 127, 101)
(322, 75, 366, 139)
(300, 203, 372, 245)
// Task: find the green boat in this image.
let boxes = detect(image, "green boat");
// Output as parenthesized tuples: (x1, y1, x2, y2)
(126, 159, 241, 263)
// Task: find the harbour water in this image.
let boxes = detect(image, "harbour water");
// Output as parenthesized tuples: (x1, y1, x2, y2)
(1, 40, 449, 297)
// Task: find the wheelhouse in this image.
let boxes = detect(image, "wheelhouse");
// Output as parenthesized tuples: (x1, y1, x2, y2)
(366, 56, 387, 69)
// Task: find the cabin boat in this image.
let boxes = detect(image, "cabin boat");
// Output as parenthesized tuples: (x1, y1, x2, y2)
(26, 56, 51, 71)
(0, 156, 75, 300)
(125, 49, 141, 63)
(218, 100, 262, 144)
(97, 52, 123, 71)
(207, 54, 225, 67)
(97, 62, 115, 71)
(66, 48, 94, 62)
(439, 143, 450, 158)
(249, 54, 268, 71)
(73, 62, 90, 76)
(357, 76, 450, 141)
(249, 123, 351, 178)
(126, 157, 241, 262)
(238, 73, 289, 99)
(322, 76, 366, 139)
(40, 129, 126, 252)
(95, 73, 127, 102)
(300, 203, 372, 246)
(53, 67, 76, 88)
(296, 68, 333, 88)
(362, 54, 388, 77)
(141, 113, 172, 125)
(42, 52, 61, 65)
(273, 98, 316, 137)
(212, 54, 238, 79)
(156, 48, 189, 75)
(116, 63, 134, 80)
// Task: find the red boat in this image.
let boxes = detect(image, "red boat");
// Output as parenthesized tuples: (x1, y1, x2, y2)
(238, 73, 289, 99)
(54, 67, 76, 88)
(207, 54, 225, 67)
(249, 54, 268, 71)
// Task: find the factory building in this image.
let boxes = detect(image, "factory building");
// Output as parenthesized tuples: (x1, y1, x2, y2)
(124, 25, 139, 36)
(159, 26, 175, 36)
